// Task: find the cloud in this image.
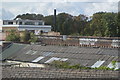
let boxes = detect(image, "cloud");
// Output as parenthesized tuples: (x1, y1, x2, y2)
(2, 8, 15, 20)
(84, 2, 118, 16)
(2, 0, 120, 2)
(1, 2, 118, 20)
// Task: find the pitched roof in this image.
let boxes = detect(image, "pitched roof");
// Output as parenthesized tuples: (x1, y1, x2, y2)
(2, 43, 119, 68)
(2, 67, 119, 78)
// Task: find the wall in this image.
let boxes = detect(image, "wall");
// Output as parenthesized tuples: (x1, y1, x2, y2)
(39, 36, 120, 48)
(6, 60, 45, 68)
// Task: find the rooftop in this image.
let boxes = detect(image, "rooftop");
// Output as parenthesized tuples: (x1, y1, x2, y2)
(1, 43, 119, 68)
(2, 66, 119, 79)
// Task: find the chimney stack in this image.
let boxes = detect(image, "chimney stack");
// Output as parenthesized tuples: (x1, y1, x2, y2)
(54, 9, 56, 32)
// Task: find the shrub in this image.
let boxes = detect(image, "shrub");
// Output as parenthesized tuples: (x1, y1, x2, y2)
(29, 32, 38, 43)
(6, 30, 20, 42)
(20, 30, 30, 43)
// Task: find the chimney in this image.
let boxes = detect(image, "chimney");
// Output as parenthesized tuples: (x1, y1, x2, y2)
(54, 9, 56, 32)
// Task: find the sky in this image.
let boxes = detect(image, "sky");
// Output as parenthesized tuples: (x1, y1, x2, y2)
(0, 0, 119, 20)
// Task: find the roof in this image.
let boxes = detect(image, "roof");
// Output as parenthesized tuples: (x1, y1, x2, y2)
(2, 67, 119, 78)
(3, 19, 44, 22)
(1, 43, 26, 60)
(2, 43, 119, 68)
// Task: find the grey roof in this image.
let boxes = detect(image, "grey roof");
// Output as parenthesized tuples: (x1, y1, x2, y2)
(2, 43, 119, 67)
(2, 67, 119, 78)
(1, 43, 26, 60)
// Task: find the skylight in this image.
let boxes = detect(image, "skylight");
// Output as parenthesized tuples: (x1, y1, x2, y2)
(26, 50, 37, 55)
(107, 62, 120, 69)
(44, 57, 61, 63)
(91, 60, 105, 68)
(32, 56, 44, 62)
(42, 51, 54, 56)
(44, 57, 68, 63)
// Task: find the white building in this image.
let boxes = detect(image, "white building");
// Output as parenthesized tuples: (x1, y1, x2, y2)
(2, 18, 51, 35)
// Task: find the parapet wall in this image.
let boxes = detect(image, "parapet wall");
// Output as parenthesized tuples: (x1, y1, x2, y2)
(40, 38, 119, 48)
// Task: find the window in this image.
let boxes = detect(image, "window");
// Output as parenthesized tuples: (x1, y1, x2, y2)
(8, 22, 13, 24)
(38, 22, 42, 25)
(25, 22, 35, 25)
(19, 22, 22, 25)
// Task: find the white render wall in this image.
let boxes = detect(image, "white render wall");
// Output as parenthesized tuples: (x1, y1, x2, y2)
(2, 24, 51, 33)
(0, 20, 2, 32)
(7, 60, 45, 68)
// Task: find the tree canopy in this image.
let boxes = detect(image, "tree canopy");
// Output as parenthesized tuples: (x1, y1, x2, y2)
(6, 30, 20, 42)
(14, 12, 119, 37)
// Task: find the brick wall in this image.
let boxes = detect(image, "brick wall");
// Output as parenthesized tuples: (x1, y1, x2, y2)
(39, 38, 119, 48)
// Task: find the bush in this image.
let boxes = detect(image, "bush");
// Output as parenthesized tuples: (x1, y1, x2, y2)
(51, 61, 90, 69)
(51, 61, 70, 69)
(6, 30, 20, 42)
(29, 32, 38, 43)
(93, 66, 114, 70)
(21, 30, 30, 42)
(51, 61, 118, 70)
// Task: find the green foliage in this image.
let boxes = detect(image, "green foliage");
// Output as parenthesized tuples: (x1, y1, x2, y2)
(93, 66, 114, 70)
(21, 30, 31, 43)
(51, 61, 119, 70)
(21, 31, 38, 43)
(70, 33, 80, 36)
(51, 61, 91, 69)
(51, 61, 70, 69)
(6, 30, 20, 42)
(68, 64, 81, 69)
(111, 61, 117, 69)
(29, 32, 38, 43)
(15, 12, 119, 37)
(87, 12, 118, 37)
(15, 13, 44, 20)
(6, 29, 38, 43)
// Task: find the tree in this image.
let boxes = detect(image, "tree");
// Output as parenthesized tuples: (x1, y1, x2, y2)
(14, 13, 44, 20)
(88, 12, 118, 37)
(14, 12, 119, 37)
(21, 30, 30, 43)
(6, 30, 20, 42)
(43, 15, 54, 30)
(29, 32, 38, 43)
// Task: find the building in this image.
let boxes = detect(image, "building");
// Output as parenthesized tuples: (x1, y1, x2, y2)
(1, 39, 119, 79)
(2, 18, 51, 35)
(1, 43, 119, 69)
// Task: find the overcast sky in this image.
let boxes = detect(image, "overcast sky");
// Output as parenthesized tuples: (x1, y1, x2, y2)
(0, 0, 119, 20)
